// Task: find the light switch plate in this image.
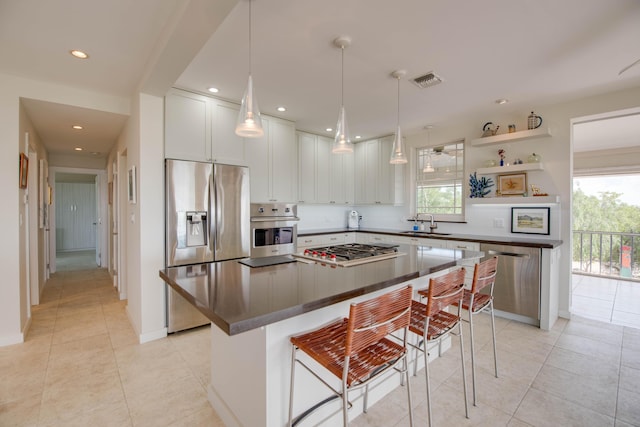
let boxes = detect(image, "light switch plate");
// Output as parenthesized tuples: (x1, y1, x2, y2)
(493, 218, 505, 228)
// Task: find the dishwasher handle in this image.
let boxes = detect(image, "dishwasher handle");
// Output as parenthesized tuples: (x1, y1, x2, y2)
(487, 249, 530, 259)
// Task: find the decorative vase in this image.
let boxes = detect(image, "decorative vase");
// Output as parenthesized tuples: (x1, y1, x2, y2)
(527, 153, 541, 163)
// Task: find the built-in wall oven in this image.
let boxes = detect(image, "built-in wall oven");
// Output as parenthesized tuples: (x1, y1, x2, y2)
(250, 203, 299, 258)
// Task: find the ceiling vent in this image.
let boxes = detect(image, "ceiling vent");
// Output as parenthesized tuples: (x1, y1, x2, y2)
(411, 71, 443, 89)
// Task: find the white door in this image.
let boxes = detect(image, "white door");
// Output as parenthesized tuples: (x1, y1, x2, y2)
(95, 176, 101, 266)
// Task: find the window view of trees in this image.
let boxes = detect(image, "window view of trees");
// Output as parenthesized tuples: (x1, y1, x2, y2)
(573, 184, 640, 279)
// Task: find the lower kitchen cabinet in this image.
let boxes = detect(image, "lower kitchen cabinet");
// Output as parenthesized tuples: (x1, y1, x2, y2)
(297, 232, 355, 249)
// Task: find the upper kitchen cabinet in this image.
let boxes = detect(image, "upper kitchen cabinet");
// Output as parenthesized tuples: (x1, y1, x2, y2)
(210, 99, 246, 164)
(297, 132, 354, 205)
(246, 116, 297, 203)
(354, 136, 404, 205)
(165, 89, 211, 161)
(165, 88, 248, 165)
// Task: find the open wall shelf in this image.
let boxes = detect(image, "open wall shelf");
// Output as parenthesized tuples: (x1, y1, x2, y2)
(471, 127, 552, 147)
(476, 162, 543, 175)
(467, 195, 560, 205)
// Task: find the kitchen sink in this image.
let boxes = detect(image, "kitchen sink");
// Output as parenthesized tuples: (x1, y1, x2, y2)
(400, 231, 451, 236)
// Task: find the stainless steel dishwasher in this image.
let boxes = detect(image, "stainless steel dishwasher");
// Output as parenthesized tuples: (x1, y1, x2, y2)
(479, 243, 541, 323)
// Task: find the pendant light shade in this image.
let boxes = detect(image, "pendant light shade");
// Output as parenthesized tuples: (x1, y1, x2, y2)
(235, 0, 264, 138)
(236, 74, 264, 137)
(332, 37, 353, 154)
(423, 126, 434, 172)
(390, 70, 407, 164)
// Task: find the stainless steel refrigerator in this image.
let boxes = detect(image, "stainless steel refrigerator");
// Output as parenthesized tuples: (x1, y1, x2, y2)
(165, 159, 250, 332)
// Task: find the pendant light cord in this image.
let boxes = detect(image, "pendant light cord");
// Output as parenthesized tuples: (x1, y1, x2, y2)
(341, 45, 345, 108)
(248, 0, 252, 75)
(396, 77, 400, 127)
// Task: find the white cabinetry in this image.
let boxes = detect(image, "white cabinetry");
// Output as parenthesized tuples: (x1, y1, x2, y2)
(244, 116, 297, 203)
(297, 232, 355, 249)
(165, 88, 247, 165)
(210, 98, 245, 164)
(355, 136, 404, 205)
(164, 89, 210, 161)
(297, 131, 354, 205)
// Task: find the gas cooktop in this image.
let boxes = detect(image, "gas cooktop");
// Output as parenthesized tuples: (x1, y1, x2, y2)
(293, 243, 404, 267)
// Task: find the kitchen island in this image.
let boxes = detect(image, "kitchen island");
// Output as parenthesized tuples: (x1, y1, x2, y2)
(160, 244, 482, 427)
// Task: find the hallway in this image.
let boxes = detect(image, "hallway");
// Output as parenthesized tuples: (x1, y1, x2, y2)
(0, 267, 220, 426)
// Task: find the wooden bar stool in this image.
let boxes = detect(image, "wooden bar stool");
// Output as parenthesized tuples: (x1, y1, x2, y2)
(452, 256, 499, 406)
(409, 268, 469, 426)
(288, 285, 414, 426)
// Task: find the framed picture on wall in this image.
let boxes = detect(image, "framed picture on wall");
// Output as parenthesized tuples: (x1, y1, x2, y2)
(19, 153, 29, 189)
(128, 166, 136, 204)
(498, 173, 527, 196)
(511, 207, 550, 235)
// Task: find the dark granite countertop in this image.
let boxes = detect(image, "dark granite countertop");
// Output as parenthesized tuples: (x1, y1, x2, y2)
(298, 228, 562, 249)
(159, 244, 482, 336)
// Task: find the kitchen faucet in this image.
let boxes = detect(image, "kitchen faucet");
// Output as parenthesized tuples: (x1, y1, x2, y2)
(417, 213, 438, 232)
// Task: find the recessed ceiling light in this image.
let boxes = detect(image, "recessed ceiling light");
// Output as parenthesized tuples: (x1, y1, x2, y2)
(70, 50, 89, 59)
(355, 135, 361, 139)
(74, 147, 83, 151)
(207, 87, 219, 93)
(495, 98, 509, 105)
(72, 125, 83, 130)
(326, 128, 333, 132)
(277, 106, 286, 112)
(91, 152, 100, 156)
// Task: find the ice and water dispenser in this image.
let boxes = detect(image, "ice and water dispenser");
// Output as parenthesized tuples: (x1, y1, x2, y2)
(184, 211, 208, 247)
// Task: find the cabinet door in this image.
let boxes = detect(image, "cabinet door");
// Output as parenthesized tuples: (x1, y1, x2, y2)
(297, 132, 316, 204)
(270, 119, 297, 202)
(355, 140, 379, 204)
(165, 90, 210, 161)
(315, 136, 331, 203)
(245, 117, 270, 202)
(330, 149, 354, 204)
(377, 136, 404, 205)
(211, 100, 246, 165)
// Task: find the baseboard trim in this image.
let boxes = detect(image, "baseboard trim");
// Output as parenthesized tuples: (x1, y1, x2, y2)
(139, 328, 168, 344)
(0, 332, 25, 347)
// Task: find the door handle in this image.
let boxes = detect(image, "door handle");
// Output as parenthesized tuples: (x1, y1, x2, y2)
(487, 249, 530, 259)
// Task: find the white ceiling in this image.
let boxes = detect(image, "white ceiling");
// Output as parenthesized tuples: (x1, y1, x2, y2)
(1, 0, 639, 166)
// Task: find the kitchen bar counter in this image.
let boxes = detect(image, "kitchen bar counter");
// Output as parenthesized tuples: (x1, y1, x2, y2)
(299, 227, 563, 248)
(159, 244, 481, 335)
(159, 244, 482, 427)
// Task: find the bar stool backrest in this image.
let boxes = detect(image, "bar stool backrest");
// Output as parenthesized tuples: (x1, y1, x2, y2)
(471, 256, 498, 295)
(345, 285, 413, 356)
(423, 268, 466, 316)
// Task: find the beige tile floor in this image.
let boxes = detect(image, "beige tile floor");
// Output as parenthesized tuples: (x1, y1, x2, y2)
(1, 265, 640, 426)
(572, 274, 640, 329)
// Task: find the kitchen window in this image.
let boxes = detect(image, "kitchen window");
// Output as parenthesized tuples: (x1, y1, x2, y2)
(415, 140, 464, 221)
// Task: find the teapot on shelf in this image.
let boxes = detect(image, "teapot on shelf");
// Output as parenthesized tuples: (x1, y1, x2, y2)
(482, 122, 499, 137)
(527, 111, 543, 130)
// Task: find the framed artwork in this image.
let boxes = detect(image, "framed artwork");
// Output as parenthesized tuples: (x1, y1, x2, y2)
(498, 173, 527, 196)
(19, 153, 29, 189)
(511, 207, 550, 235)
(128, 166, 136, 204)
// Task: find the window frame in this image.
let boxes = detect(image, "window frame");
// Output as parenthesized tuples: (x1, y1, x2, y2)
(413, 139, 466, 222)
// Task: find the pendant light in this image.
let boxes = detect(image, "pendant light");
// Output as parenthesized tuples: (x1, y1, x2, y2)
(390, 70, 407, 164)
(423, 126, 434, 172)
(332, 36, 353, 154)
(236, 0, 264, 138)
